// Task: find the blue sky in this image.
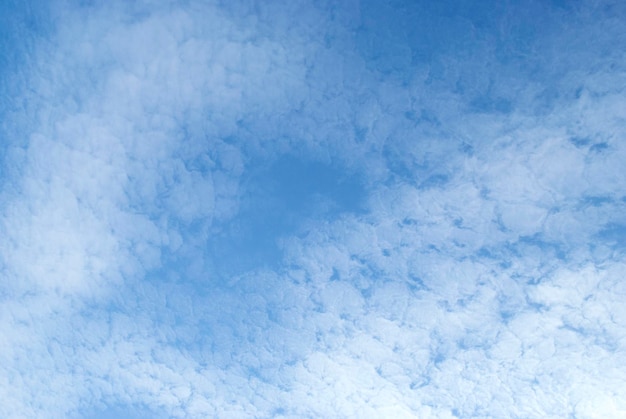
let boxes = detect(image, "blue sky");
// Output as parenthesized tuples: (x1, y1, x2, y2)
(1, 0, 626, 417)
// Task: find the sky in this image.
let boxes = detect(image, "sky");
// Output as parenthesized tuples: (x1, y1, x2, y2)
(1, 0, 626, 418)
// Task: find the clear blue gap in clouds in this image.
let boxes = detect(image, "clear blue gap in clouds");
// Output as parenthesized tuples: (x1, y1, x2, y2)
(208, 153, 367, 277)
(0, 1, 50, 184)
(1, 0, 626, 417)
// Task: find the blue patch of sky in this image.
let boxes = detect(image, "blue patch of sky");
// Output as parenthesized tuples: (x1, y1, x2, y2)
(596, 223, 626, 250)
(0, 2, 49, 183)
(0, 1, 48, 82)
(580, 195, 613, 207)
(569, 136, 592, 148)
(590, 142, 610, 153)
(208, 154, 366, 276)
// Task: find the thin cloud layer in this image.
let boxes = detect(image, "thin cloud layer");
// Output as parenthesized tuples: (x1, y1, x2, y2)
(1, 0, 625, 417)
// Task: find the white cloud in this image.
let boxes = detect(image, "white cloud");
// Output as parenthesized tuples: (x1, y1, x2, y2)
(1, 0, 626, 417)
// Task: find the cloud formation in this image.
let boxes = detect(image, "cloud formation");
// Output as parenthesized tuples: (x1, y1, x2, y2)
(1, 0, 625, 417)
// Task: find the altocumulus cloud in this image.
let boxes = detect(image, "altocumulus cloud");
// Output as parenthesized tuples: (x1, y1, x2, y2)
(1, 0, 626, 418)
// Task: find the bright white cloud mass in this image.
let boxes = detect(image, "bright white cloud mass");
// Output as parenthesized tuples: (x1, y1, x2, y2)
(1, 0, 626, 417)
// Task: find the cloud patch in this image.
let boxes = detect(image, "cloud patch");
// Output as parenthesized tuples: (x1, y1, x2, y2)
(1, 0, 626, 417)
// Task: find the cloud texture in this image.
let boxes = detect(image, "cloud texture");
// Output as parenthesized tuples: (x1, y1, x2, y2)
(1, 0, 626, 417)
